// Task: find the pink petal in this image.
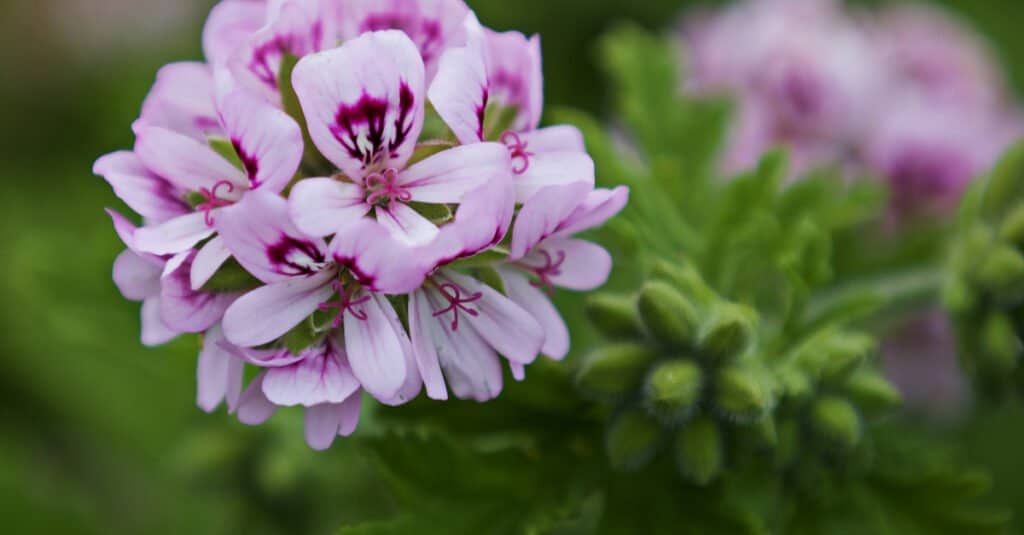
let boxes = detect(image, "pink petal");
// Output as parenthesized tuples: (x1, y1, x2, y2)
(528, 238, 612, 291)
(483, 29, 544, 132)
(509, 182, 591, 261)
(304, 394, 362, 450)
(216, 190, 329, 284)
(191, 236, 233, 290)
(236, 372, 279, 425)
(329, 219, 429, 293)
(343, 292, 410, 401)
(373, 293, 423, 406)
(399, 142, 509, 203)
(408, 290, 448, 400)
(197, 325, 245, 413)
(338, 0, 471, 79)
(93, 151, 189, 222)
(133, 212, 216, 256)
(510, 362, 526, 381)
(420, 285, 504, 401)
(218, 89, 304, 193)
(222, 269, 336, 347)
(141, 297, 178, 347)
(106, 209, 145, 255)
(376, 203, 439, 245)
(429, 42, 489, 144)
(499, 268, 570, 360)
(263, 338, 361, 407)
(513, 150, 594, 203)
(426, 178, 514, 268)
(138, 62, 221, 141)
(159, 256, 236, 334)
(134, 125, 247, 194)
(113, 249, 162, 301)
(292, 30, 425, 178)
(289, 178, 370, 237)
(554, 186, 630, 238)
(522, 125, 586, 154)
(230, 0, 334, 99)
(442, 271, 544, 365)
(202, 0, 266, 65)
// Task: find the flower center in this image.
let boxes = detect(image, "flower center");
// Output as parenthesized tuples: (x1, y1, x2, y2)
(365, 168, 413, 206)
(525, 249, 566, 294)
(501, 131, 534, 175)
(197, 180, 236, 227)
(319, 280, 371, 328)
(432, 283, 483, 331)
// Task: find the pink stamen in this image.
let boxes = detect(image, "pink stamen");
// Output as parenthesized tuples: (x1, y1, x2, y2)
(319, 280, 371, 328)
(501, 131, 534, 175)
(432, 283, 483, 331)
(527, 250, 567, 295)
(197, 180, 236, 227)
(365, 168, 413, 205)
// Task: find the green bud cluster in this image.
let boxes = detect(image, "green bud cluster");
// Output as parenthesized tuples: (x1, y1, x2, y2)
(582, 261, 902, 485)
(944, 142, 1024, 398)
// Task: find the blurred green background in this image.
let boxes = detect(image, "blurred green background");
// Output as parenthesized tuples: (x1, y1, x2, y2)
(3, 0, 1024, 533)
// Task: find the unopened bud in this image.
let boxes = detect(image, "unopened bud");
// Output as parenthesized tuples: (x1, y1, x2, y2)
(673, 416, 723, 486)
(843, 370, 902, 415)
(638, 281, 700, 348)
(585, 293, 644, 340)
(713, 365, 770, 422)
(976, 245, 1024, 300)
(651, 260, 717, 308)
(999, 204, 1024, 246)
(819, 333, 874, 383)
(810, 396, 862, 451)
(606, 409, 661, 472)
(981, 313, 1021, 376)
(644, 359, 703, 423)
(699, 303, 757, 361)
(576, 343, 657, 399)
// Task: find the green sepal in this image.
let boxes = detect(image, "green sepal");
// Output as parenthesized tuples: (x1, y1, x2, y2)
(637, 281, 700, 349)
(643, 359, 703, 423)
(281, 317, 323, 356)
(445, 248, 509, 270)
(278, 53, 330, 176)
(651, 260, 718, 309)
(482, 101, 520, 141)
(818, 332, 875, 384)
(809, 396, 862, 451)
(575, 343, 658, 399)
(713, 365, 770, 423)
(584, 292, 645, 340)
(473, 266, 506, 295)
(207, 136, 244, 171)
(200, 258, 264, 293)
(605, 409, 661, 472)
(673, 416, 724, 486)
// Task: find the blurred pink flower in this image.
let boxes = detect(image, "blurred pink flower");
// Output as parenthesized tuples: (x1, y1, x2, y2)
(881, 310, 969, 419)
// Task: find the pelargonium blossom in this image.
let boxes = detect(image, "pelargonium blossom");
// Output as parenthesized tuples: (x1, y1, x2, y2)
(94, 0, 627, 449)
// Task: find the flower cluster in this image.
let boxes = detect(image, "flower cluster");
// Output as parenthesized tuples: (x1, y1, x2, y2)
(681, 0, 1023, 220)
(94, 0, 627, 450)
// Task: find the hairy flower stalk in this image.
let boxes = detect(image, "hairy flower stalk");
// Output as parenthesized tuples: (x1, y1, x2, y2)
(94, 0, 626, 450)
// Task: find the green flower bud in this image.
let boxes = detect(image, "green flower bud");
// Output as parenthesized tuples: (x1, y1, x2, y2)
(843, 370, 902, 415)
(975, 245, 1024, 301)
(637, 281, 700, 348)
(585, 293, 645, 340)
(999, 204, 1024, 246)
(713, 365, 770, 423)
(651, 260, 718, 308)
(980, 313, 1021, 376)
(699, 303, 757, 361)
(776, 365, 813, 401)
(819, 333, 874, 384)
(606, 409, 661, 472)
(810, 396, 862, 451)
(576, 343, 658, 398)
(942, 275, 976, 315)
(643, 359, 704, 423)
(673, 416, 724, 486)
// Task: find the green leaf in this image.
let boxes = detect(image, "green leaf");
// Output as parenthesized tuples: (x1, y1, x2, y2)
(207, 137, 244, 171)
